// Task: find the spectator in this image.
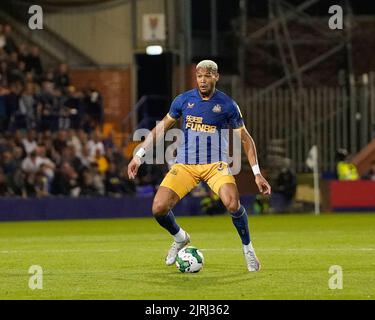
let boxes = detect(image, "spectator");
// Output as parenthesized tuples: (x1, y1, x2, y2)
(105, 162, 123, 196)
(22, 129, 38, 154)
(18, 43, 29, 65)
(1, 150, 17, 176)
(84, 81, 103, 127)
(94, 149, 109, 174)
(26, 46, 43, 77)
(53, 129, 68, 153)
(270, 158, 296, 213)
(18, 82, 37, 129)
(64, 86, 83, 129)
(79, 167, 101, 196)
(54, 63, 70, 90)
(5, 81, 23, 130)
(87, 131, 105, 161)
(0, 25, 6, 50)
(0, 85, 9, 130)
(335, 148, 359, 181)
(0, 167, 10, 196)
(21, 150, 41, 173)
(51, 161, 79, 196)
(3, 24, 17, 55)
(0, 60, 8, 86)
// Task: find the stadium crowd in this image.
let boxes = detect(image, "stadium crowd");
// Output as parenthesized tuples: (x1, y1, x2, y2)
(0, 23, 145, 198)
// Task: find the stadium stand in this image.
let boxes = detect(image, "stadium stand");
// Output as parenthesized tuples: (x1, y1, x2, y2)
(0, 22, 143, 199)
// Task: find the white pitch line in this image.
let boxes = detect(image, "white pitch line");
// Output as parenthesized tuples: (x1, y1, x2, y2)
(200, 248, 375, 252)
(0, 247, 374, 254)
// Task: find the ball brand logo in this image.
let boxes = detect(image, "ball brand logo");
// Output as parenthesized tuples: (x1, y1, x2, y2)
(187, 102, 195, 109)
(212, 104, 221, 113)
(218, 162, 224, 171)
(170, 168, 178, 175)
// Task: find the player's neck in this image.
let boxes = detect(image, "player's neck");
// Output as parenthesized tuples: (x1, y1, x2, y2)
(198, 88, 216, 101)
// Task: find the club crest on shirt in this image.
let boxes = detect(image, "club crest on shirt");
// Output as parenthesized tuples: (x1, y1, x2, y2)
(212, 104, 221, 113)
(187, 102, 195, 108)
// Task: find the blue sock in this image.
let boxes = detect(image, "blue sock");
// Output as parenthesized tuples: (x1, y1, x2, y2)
(231, 205, 250, 245)
(154, 210, 180, 236)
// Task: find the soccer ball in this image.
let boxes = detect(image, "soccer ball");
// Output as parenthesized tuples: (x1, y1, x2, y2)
(176, 246, 204, 273)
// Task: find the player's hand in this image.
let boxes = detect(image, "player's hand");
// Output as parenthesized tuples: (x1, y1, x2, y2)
(127, 156, 141, 180)
(255, 175, 272, 195)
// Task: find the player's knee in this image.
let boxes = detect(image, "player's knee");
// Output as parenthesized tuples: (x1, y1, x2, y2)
(223, 198, 240, 213)
(152, 199, 170, 216)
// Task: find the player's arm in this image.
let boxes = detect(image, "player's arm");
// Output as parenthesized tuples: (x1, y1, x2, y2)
(235, 126, 271, 195)
(127, 114, 176, 179)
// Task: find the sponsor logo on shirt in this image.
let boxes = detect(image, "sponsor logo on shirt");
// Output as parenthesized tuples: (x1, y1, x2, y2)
(185, 115, 216, 133)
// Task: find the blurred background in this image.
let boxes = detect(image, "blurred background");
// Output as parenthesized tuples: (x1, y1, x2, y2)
(0, 0, 375, 220)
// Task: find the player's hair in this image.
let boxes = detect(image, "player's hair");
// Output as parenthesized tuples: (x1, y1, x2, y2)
(196, 60, 218, 73)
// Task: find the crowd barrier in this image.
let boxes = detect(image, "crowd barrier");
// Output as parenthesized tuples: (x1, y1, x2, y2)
(0, 195, 256, 222)
(330, 180, 375, 211)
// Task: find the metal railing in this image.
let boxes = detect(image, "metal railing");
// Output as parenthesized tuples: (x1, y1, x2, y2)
(241, 72, 375, 173)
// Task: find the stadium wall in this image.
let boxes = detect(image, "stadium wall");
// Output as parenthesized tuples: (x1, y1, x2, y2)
(44, 3, 133, 65)
(70, 68, 131, 131)
(43, 0, 176, 66)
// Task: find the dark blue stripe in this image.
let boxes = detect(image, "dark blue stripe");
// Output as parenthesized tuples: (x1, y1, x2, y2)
(185, 131, 188, 164)
(207, 136, 211, 163)
(219, 130, 222, 162)
(196, 135, 199, 164)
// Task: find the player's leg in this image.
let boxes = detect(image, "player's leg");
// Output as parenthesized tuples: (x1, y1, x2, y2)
(152, 186, 188, 243)
(218, 183, 261, 272)
(204, 162, 260, 271)
(153, 164, 199, 265)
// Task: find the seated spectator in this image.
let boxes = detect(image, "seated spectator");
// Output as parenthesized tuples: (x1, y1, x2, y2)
(1, 150, 17, 176)
(362, 160, 375, 181)
(53, 129, 68, 153)
(105, 162, 123, 196)
(51, 161, 79, 196)
(87, 131, 105, 161)
(94, 149, 109, 174)
(21, 150, 41, 174)
(22, 129, 38, 154)
(79, 167, 101, 197)
(0, 167, 10, 196)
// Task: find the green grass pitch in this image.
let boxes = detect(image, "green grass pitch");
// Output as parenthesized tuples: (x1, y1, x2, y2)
(0, 213, 374, 300)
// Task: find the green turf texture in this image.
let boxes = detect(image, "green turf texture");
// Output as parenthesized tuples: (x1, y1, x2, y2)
(0, 213, 374, 300)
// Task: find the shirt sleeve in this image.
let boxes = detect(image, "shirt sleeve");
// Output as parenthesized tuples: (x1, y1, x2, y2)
(228, 100, 244, 129)
(168, 94, 184, 120)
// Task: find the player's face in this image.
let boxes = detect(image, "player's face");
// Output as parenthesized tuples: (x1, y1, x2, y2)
(196, 68, 219, 97)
